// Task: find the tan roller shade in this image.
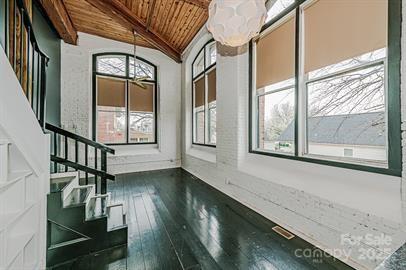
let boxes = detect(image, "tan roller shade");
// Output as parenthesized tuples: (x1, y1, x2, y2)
(129, 82, 154, 112)
(256, 16, 295, 90)
(304, 0, 387, 73)
(207, 68, 216, 103)
(97, 77, 125, 107)
(194, 77, 205, 108)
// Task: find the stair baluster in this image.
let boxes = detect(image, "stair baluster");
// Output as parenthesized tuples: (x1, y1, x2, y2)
(45, 123, 115, 195)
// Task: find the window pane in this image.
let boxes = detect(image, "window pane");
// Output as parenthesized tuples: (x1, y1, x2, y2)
(193, 77, 205, 108)
(255, 13, 295, 154)
(303, 0, 387, 74)
(97, 77, 127, 144)
(129, 57, 154, 80)
(195, 111, 205, 144)
(307, 64, 387, 162)
(193, 49, 205, 77)
(308, 48, 386, 80)
(266, 0, 294, 22)
(129, 82, 155, 143)
(193, 77, 205, 144)
(256, 14, 295, 90)
(97, 107, 127, 144)
(206, 42, 216, 66)
(207, 68, 216, 144)
(209, 102, 216, 144)
(207, 68, 216, 103)
(97, 55, 126, 76)
(257, 88, 295, 153)
(97, 77, 126, 107)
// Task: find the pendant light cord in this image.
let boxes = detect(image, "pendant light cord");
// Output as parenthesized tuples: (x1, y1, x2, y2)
(133, 30, 137, 80)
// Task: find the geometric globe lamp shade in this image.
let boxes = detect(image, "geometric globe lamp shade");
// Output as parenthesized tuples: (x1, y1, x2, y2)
(207, 0, 267, 47)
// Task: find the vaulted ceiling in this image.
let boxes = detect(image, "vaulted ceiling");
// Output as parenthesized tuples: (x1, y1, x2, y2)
(39, 0, 211, 62)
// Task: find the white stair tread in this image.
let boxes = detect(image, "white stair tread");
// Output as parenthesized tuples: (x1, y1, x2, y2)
(51, 171, 79, 179)
(0, 203, 35, 231)
(86, 196, 108, 220)
(0, 171, 31, 190)
(63, 185, 94, 207)
(107, 204, 126, 231)
(49, 175, 76, 193)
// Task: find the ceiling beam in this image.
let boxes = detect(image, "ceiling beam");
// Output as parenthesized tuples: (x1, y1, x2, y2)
(39, 0, 78, 45)
(85, 0, 181, 63)
(181, 0, 209, 9)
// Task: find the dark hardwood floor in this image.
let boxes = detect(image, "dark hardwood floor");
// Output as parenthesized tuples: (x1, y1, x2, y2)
(58, 168, 354, 270)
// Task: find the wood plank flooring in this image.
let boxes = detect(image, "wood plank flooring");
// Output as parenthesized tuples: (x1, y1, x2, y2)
(58, 168, 354, 269)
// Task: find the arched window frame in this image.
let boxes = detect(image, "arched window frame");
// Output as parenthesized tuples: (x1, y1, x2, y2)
(192, 39, 217, 147)
(92, 52, 158, 145)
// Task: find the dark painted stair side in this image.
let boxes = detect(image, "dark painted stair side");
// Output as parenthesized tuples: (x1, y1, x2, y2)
(47, 173, 128, 267)
(47, 244, 127, 270)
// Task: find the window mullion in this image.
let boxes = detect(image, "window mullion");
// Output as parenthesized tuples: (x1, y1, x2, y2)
(256, 95, 260, 149)
(126, 80, 130, 144)
(125, 55, 130, 144)
(204, 72, 209, 145)
(294, 7, 300, 157)
(298, 5, 306, 157)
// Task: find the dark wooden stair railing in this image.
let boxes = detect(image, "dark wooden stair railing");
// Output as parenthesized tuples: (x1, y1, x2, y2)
(45, 123, 115, 194)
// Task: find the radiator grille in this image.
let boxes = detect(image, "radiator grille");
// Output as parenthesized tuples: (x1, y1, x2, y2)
(272, 226, 295, 240)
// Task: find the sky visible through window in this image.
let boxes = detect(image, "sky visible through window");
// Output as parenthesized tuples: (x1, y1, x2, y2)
(263, 49, 386, 123)
(266, 0, 295, 22)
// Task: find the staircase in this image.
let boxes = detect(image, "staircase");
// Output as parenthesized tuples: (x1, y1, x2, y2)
(0, 0, 128, 268)
(47, 172, 127, 267)
(44, 122, 128, 267)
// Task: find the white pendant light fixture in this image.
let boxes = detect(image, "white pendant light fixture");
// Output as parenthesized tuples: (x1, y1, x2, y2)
(207, 0, 267, 47)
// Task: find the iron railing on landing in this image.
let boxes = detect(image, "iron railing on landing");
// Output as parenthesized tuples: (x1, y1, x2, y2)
(3, 0, 114, 194)
(4, 0, 48, 128)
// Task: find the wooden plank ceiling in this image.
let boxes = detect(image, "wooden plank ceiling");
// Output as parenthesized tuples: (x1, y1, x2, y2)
(41, 0, 211, 62)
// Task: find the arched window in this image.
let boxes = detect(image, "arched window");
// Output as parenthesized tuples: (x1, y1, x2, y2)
(92, 53, 157, 145)
(192, 40, 217, 146)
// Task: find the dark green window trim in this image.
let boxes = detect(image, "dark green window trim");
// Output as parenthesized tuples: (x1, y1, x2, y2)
(248, 0, 402, 177)
(191, 39, 217, 148)
(92, 52, 158, 146)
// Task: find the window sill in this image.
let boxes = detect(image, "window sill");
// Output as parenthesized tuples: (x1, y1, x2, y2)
(239, 152, 402, 223)
(110, 144, 160, 157)
(187, 145, 216, 163)
(249, 149, 399, 177)
(192, 142, 216, 148)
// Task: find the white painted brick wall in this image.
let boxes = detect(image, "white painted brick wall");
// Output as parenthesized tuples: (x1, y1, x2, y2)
(181, 8, 406, 269)
(61, 33, 182, 174)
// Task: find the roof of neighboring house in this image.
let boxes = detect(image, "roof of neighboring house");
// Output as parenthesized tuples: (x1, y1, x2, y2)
(277, 112, 385, 146)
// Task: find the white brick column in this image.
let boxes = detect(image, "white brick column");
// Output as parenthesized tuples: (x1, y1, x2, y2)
(216, 45, 249, 168)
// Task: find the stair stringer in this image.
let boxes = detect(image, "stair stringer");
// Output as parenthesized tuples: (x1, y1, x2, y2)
(46, 173, 128, 267)
(0, 49, 50, 270)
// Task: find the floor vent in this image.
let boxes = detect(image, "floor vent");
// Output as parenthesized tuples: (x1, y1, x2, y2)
(272, 226, 295, 240)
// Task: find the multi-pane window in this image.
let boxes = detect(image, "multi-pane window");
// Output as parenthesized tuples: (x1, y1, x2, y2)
(93, 53, 157, 145)
(255, 13, 296, 154)
(251, 0, 400, 173)
(192, 41, 217, 146)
